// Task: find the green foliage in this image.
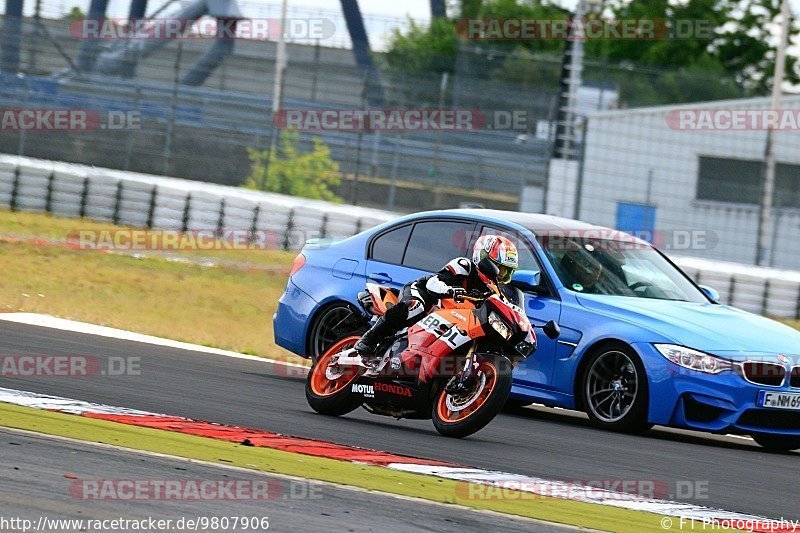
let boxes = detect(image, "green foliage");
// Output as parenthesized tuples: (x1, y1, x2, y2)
(382, 0, 796, 106)
(245, 131, 341, 203)
(65, 6, 85, 20)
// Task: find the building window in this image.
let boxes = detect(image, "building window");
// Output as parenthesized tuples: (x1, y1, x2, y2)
(696, 156, 800, 208)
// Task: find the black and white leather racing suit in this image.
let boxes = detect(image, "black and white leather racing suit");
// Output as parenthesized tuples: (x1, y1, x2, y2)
(353, 257, 495, 357)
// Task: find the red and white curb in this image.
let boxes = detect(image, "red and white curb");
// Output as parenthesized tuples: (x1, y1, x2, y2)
(0, 385, 783, 529)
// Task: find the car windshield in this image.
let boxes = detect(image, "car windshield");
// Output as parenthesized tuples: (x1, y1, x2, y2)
(537, 236, 707, 303)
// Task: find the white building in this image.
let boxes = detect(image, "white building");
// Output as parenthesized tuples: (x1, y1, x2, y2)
(546, 94, 800, 270)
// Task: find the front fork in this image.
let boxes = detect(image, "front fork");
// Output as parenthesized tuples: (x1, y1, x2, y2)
(445, 343, 479, 395)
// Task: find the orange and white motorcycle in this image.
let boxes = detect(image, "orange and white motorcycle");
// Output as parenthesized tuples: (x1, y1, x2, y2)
(305, 283, 559, 438)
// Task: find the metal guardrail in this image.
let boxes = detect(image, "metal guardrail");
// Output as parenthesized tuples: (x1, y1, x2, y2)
(0, 154, 394, 250)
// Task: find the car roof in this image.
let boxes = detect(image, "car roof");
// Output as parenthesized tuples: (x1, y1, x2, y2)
(445, 209, 602, 231)
(407, 209, 650, 246)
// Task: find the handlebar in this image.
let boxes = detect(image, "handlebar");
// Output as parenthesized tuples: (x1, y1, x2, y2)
(453, 292, 493, 303)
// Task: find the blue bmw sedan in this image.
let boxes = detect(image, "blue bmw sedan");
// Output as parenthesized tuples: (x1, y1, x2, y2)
(274, 209, 800, 451)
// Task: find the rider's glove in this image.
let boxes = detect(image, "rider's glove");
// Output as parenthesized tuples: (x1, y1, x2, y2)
(447, 287, 467, 300)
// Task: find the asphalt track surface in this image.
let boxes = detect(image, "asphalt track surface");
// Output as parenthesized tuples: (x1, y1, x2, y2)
(0, 321, 797, 521)
(0, 428, 557, 532)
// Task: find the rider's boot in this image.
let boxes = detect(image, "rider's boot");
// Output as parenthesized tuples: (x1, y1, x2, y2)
(354, 315, 393, 364)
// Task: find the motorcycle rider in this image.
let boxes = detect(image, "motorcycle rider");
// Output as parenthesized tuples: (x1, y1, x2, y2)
(354, 235, 519, 361)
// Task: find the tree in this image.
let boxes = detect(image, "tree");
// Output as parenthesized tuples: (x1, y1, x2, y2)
(383, 0, 798, 106)
(245, 131, 341, 203)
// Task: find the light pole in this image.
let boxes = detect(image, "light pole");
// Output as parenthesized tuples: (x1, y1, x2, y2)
(261, 0, 289, 189)
(755, 0, 791, 266)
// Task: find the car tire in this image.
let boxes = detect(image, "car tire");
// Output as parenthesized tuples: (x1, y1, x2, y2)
(308, 303, 367, 360)
(581, 343, 652, 434)
(752, 434, 800, 452)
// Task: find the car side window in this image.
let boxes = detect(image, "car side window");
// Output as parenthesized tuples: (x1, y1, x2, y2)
(370, 224, 412, 265)
(476, 225, 541, 273)
(402, 220, 474, 272)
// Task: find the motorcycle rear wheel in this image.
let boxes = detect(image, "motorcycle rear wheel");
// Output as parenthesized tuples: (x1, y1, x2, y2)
(305, 336, 364, 416)
(432, 354, 513, 438)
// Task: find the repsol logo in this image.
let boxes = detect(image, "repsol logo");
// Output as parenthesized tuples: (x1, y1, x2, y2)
(375, 382, 413, 397)
(351, 384, 374, 396)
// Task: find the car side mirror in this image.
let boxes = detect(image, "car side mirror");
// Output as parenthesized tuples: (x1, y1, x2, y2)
(510, 269, 544, 294)
(698, 284, 720, 303)
(542, 320, 560, 340)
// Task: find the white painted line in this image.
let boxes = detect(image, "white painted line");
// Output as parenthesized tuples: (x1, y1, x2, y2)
(0, 313, 309, 370)
(0, 386, 166, 416)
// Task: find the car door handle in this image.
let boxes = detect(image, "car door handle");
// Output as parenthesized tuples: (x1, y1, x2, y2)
(368, 272, 393, 283)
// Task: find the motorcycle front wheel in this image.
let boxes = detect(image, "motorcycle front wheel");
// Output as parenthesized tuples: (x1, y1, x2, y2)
(432, 354, 513, 438)
(305, 335, 364, 416)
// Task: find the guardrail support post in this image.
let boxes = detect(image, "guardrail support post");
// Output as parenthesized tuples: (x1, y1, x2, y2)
(182, 193, 192, 232)
(795, 284, 800, 320)
(249, 205, 260, 244)
(146, 186, 157, 228)
(283, 209, 295, 251)
(761, 280, 771, 316)
(9, 166, 19, 212)
(320, 213, 328, 239)
(216, 198, 226, 237)
(112, 181, 123, 225)
(728, 275, 736, 307)
(45, 172, 55, 214)
(79, 177, 90, 218)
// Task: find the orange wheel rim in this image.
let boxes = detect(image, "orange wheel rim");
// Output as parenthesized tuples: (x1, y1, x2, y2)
(310, 336, 362, 397)
(436, 359, 498, 423)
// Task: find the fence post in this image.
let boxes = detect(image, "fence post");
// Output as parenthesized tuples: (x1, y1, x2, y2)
(79, 176, 89, 218)
(761, 280, 770, 316)
(9, 166, 20, 212)
(283, 209, 295, 251)
(182, 193, 192, 232)
(45, 172, 55, 214)
(146, 186, 157, 228)
(728, 275, 736, 306)
(112, 181, 123, 225)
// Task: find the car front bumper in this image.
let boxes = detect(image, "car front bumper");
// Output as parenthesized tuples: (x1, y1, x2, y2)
(635, 342, 800, 437)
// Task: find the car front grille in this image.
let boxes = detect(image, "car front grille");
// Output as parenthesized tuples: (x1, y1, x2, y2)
(740, 362, 786, 387)
(791, 366, 800, 389)
(738, 409, 800, 431)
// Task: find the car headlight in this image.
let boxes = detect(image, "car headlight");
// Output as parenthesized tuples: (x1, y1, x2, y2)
(488, 312, 512, 340)
(654, 344, 733, 374)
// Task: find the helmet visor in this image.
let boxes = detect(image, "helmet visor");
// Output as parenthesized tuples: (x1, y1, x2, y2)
(497, 265, 515, 284)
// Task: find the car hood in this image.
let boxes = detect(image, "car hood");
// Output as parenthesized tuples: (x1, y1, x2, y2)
(575, 294, 800, 358)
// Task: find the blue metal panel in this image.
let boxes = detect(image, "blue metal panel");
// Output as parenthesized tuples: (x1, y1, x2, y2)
(616, 202, 656, 242)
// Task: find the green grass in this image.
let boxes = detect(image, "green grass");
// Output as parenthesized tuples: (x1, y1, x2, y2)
(0, 402, 677, 533)
(0, 209, 303, 363)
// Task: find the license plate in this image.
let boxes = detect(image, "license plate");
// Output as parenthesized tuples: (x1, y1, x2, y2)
(758, 391, 800, 410)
